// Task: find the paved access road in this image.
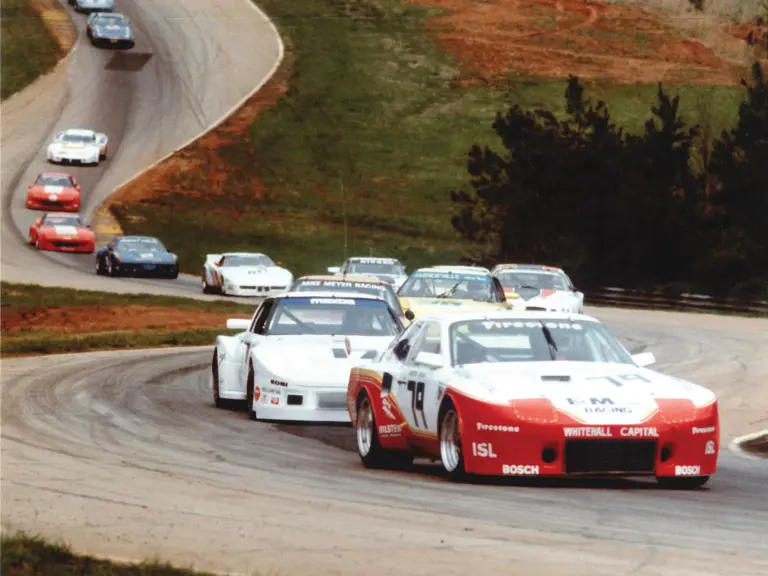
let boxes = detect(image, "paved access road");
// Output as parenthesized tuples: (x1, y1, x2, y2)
(1, 1, 767, 575)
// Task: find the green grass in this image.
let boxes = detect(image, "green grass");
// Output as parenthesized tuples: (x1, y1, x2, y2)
(113, 0, 746, 278)
(1, 0, 61, 100)
(1, 282, 255, 356)
(1, 531, 220, 575)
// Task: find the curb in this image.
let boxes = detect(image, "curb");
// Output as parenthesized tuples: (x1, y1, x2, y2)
(91, 0, 287, 240)
(729, 429, 768, 460)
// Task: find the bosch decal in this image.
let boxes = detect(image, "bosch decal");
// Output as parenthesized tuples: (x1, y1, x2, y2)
(502, 464, 539, 475)
(675, 465, 701, 476)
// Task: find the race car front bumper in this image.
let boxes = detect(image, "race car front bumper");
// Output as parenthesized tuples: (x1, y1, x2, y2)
(222, 284, 290, 298)
(455, 395, 719, 478)
(251, 384, 351, 424)
(26, 197, 79, 211)
(48, 154, 99, 165)
(37, 237, 95, 253)
(92, 36, 135, 48)
(112, 262, 178, 277)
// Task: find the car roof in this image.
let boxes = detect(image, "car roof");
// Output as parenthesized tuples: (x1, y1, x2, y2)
(493, 263, 564, 273)
(63, 128, 96, 136)
(412, 267, 491, 276)
(415, 309, 600, 326)
(44, 212, 80, 217)
(346, 256, 399, 262)
(37, 171, 73, 178)
(297, 275, 391, 286)
(221, 252, 268, 257)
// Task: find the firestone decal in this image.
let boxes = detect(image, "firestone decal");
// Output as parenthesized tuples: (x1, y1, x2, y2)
(692, 426, 716, 435)
(476, 423, 520, 433)
(502, 464, 539, 475)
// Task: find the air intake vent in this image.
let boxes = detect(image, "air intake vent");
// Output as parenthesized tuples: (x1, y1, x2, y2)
(541, 375, 570, 382)
(332, 349, 347, 359)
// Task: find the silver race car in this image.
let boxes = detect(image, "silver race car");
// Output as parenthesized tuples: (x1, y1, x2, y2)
(73, 0, 114, 14)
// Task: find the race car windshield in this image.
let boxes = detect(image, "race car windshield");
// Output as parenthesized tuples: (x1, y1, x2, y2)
(221, 255, 274, 267)
(450, 319, 634, 366)
(398, 272, 499, 302)
(347, 261, 404, 275)
(36, 174, 74, 186)
(61, 134, 94, 144)
(267, 297, 401, 337)
(43, 215, 81, 226)
(291, 279, 402, 315)
(496, 271, 568, 290)
(118, 238, 165, 252)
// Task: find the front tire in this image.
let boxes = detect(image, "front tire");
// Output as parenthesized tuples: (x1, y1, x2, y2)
(355, 391, 412, 470)
(105, 256, 117, 276)
(656, 476, 710, 490)
(211, 349, 232, 409)
(439, 400, 468, 481)
(245, 365, 256, 420)
(95, 255, 103, 275)
(202, 272, 215, 293)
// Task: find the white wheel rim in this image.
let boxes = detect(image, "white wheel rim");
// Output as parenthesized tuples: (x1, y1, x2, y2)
(356, 397, 373, 457)
(440, 410, 461, 472)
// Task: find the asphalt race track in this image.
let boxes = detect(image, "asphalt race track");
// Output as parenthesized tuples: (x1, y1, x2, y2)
(1, 1, 767, 575)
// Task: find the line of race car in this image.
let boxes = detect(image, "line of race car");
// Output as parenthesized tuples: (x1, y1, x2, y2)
(205, 257, 720, 490)
(27, 2, 717, 488)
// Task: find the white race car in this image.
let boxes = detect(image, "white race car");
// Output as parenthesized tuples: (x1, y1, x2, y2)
(327, 256, 408, 290)
(211, 291, 405, 422)
(348, 310, 719, 488)
(491, 263, 584, 313)
(431, 265, 491, 275)
(46, 129, 108, 166)
(202, 252, 293, 297)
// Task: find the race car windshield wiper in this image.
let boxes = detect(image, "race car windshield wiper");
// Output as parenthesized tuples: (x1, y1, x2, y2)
(436, 280, 464, 298)
(539, 323, 559, 360)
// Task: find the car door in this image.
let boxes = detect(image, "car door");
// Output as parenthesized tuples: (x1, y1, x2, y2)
(391, 321, 445, 438)
(236, 298, 275, 385)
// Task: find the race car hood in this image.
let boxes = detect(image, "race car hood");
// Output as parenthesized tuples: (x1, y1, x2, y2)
(399, 297, 509, 318)
(48, 142, 100, 156)
(94, 24, 132, 38)
(30, 185, 78, 197)
(115, 249, 176, 264)
(40, 225, 92, 238)
(221, 266, 292, 285)
(253, 335, 393, 386)
(450, 361, 716, 424)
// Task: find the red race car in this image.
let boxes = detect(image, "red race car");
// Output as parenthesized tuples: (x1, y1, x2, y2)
(28, 212, 95, 253)
(26, 172, 82, 212)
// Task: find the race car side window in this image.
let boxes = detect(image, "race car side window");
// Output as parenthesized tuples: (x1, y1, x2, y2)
(492, 277, 506, 302)
(250, 299, 275, 334)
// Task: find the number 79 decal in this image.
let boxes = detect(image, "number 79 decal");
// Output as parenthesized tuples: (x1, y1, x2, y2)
(407, 380, 426, 428)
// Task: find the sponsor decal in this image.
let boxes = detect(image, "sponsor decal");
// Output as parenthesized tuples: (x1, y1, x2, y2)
(270, 379, 288, 387)
(502, 464, 539, 475)
(355, 258, 394, 264)
(692, 426, 716, 435)
(564, 426, 612, 438)
(620, 427, 658, 437)
(567, 397, 614, 406)
(270, 397, 280, 405)
(481, 320, 584, 331)
(675, 465, 701, 476)
(585, 406, 632, 414)
(378, 424, 401, 437)
(380, 396, 397, 420)
(471, 442, 497, 458)
(476, 423, 520, 433)
(309, 298, 355, 305)
(586, 373, 652, 386)
(705, 440, 716, 455)
(253, 386, 261, 402)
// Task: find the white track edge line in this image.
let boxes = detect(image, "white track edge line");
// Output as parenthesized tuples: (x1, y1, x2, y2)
(89, 0, 286, 223)
(728, 428, 768, 461)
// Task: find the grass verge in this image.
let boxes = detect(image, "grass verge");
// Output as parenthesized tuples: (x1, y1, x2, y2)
(1, 282, 255, 357)
(110, 0, 746, 278)
(1, 0, 62, 100)
(1, 531, 219, 575)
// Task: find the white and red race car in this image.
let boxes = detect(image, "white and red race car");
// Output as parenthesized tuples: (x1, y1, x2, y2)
(347, 310, 719, 489)
(491, 263, 584, 313)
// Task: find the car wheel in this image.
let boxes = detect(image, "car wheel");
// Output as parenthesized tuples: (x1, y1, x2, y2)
(35, 238, 41, 250)
(95, 255, 103, 275)
(355, 391, 411, 470)
(439, 400, 468, 481)
(100, 148, 107, 161)
(105, 256, 115, 276)
(245, 365, 257, 420)
(656, 476, 710, 490)
(211, 349, 232, 409)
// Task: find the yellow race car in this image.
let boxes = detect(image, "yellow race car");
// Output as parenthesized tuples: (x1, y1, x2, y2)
(396, 267, 523, 323)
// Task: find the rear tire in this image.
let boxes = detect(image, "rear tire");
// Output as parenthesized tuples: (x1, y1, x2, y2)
(656, 476, 710, 490)
(355, 391, 412, 470)
(439, 400, 468, 481)
(202, 272, 215, 294)
(95, 255, 103, 275)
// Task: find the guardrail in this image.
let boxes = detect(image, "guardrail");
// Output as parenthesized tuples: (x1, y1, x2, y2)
(586, 287, 768, 316)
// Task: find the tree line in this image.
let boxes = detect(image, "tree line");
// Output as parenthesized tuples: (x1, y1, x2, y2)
(450, 62, 768, 298)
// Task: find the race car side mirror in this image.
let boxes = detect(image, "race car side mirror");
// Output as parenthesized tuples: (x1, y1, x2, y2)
(226, 318, 251, 330)
(404, 309, 415, 321)
(276, 261, 282, 266)
(394, 339, 410, 360)
(632, 352, 656, 368)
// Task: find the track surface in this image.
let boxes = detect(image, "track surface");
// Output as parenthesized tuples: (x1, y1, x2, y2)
(1, 1, 767, 575)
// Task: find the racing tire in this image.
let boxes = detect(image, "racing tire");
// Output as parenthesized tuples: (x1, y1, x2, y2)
(202, 272, 216, 294)
(656, 476, 710, 490)
(100, 148, 107, 161)
(34, 238, 41, 251)
(355, 391, 412, 470)
(105, 256, 117, 277)
(211, 349, 238, 409)
(95, 255, 103, 275)
(439, 399, 468, 481)
(245, 364, 257, 420)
